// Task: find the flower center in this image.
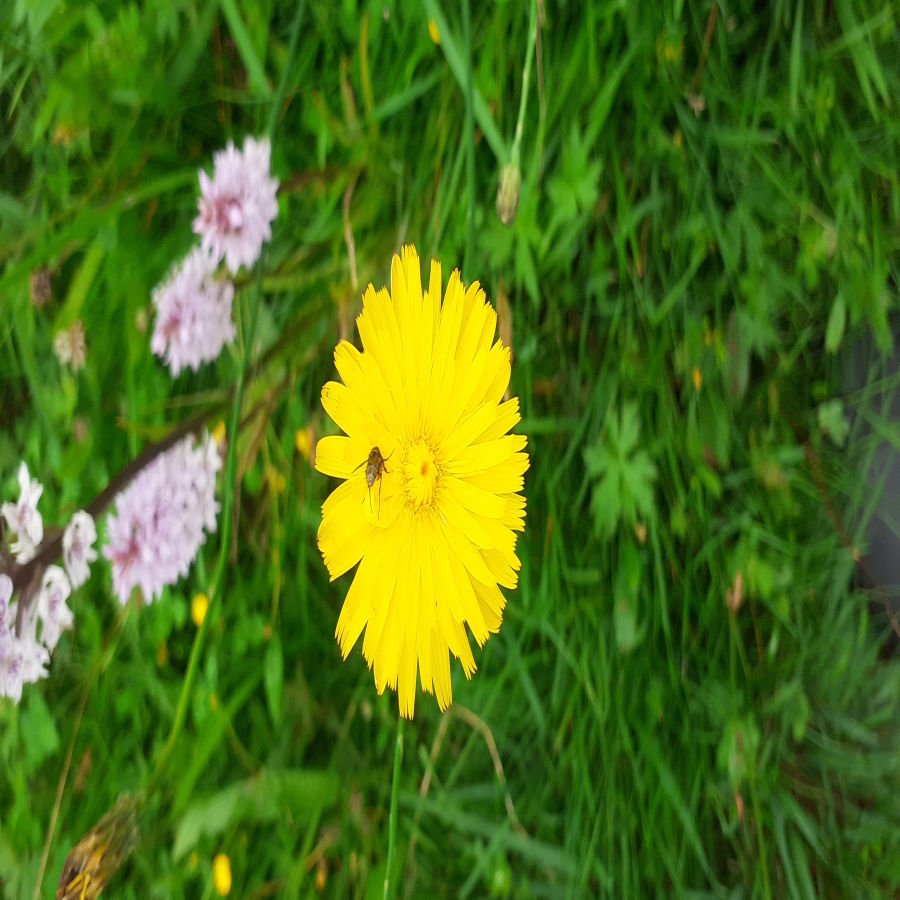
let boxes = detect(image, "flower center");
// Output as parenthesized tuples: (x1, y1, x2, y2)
(401, 438, 440, 510)
(202, 195, 244, 234)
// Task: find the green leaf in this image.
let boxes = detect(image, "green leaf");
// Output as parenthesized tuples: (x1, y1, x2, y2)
(818, 399, 849, 447)
(21, 691, 59, 773)
(825, 295, 846, 354)
(219, 0, 270, 96)
(616, 402, 641, 456)
(614, 598, 640, 653)
(590, 471, 620, 538)
(614, 542, 643, 653)
(717, 717, 760, 789)
(264, 633, 284, 727)
(583, 442, 611, 477)
(621, 452, 657, 521)
(53, 240, 105, 331)
(174, 768, 339, 860)
(421, 0, 508, 162)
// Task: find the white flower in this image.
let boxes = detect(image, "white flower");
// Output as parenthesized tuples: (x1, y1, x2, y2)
(53, 320, 87, 371)
(0, 625, 49, 703)
(63, 510, 98, 589)
(0, 565, 75, 703)
(193, 136, 279, 274)
(36, 565, 73, 652)
(103, 432, 222, 605)
(2, 463, 44, 562)
(151, 248, 236, 376)
(0, 591, 50, 703)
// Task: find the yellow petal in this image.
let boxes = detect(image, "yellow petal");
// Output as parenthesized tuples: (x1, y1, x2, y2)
(314, 434, 370, 479)
(321, 381, 378, 444)
(446, 434, 528, 477)
(432, 627, 452, 711)
(473, 398, 520, 444)
(333, 340, 399, 435)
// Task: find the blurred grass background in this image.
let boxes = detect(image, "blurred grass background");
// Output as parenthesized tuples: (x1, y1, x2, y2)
(1, 0, 899, 897)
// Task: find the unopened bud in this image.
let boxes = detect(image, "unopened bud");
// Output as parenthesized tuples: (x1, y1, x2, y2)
(29, 268, 53, 307)
(496, 162, 522, 226)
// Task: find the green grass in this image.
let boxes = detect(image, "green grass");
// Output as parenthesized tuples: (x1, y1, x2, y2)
(1, 0, 899, 897)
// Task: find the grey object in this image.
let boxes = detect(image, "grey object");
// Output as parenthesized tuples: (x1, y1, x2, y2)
(845, 331, 900, 652)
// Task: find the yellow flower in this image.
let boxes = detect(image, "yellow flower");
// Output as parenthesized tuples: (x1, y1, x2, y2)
(295, 425, 314, 461)
(191, 592, 209, 627)
(212, 853, 232, 895)
(427, 19, 441, 44)
(316, 246, 528, 718)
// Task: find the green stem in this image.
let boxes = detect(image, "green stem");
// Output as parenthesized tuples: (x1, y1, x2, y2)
(510, 0, 538, 167)
(383, 714, 406, 900)
(462, 0, 475, 277)
(748, 764, 772, 900)
(146, 257, 265, 799)
(266, 2, 307, 141)
(144, 0, 307, 799)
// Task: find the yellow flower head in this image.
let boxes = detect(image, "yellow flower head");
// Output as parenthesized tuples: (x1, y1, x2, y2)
(191, 592, 209, 627)
(212, 853, 232, 895)
(316, 246, 528, 718)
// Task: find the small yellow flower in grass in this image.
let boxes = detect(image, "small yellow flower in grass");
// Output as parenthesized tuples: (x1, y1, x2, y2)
(212, 419, 227, 447)
(316, 245, 529, 718)
(692, 367, 703, 391)
(213, 853, 232, 895)
(295, 425, 314, 461)
(427, 18, 441, 44)
(192, 592, 209, 627)
(265, 463, 286, 494)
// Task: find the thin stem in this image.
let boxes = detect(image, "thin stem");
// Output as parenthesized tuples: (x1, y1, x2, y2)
(510, 0, 538, 166)
(146, 260, 266, 798)
(383, 713, 406, 900)
(462, 0, 475, 277)
(144, 0, 307, 798)
(748, 764, 772, 900)
(266, 3, 306, 142)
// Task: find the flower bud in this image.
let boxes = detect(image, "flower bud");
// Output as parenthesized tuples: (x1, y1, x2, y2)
(496, 162, 522, 226)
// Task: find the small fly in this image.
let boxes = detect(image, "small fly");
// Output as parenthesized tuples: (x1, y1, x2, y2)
(353, 446, 393, 517)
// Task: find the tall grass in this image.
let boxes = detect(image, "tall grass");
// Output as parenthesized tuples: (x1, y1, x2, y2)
(1, 1, 898, 897)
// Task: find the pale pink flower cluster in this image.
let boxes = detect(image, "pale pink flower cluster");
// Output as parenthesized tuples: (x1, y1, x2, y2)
(151, 136, 277, 377)
(194, 136, 279, 274)
(103, 433, 221, 605)
(0, 573, 50, 703)
(151, 248, 236, 375)
(0, 465, 96, 703)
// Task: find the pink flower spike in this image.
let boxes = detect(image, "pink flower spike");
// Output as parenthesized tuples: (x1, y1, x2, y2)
(193, 135, 279, 274)
(103, 432, 222, 605)
(151, 248, 236, 376)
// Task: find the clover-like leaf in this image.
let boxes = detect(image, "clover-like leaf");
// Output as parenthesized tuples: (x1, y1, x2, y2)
(585, 403, 658, 538)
